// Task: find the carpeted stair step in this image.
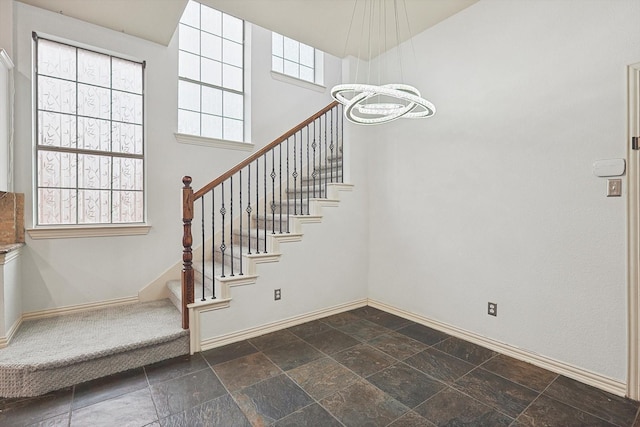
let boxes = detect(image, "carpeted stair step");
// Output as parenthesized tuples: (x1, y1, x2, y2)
(0, 300, 188, 398)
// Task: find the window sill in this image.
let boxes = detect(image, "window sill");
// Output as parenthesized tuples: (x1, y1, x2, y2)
(175, 133, 254, 152)
(270, 71, 326, 93)
(27, 225, 151, 239)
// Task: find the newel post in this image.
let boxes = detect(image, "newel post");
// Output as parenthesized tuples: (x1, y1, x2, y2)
(181, 176, 194, 329)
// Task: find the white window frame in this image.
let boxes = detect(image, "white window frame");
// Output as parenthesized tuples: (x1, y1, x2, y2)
(176, 1, 249, 147)
(29, 33, 150, 238)
(271, 32, 324, 88)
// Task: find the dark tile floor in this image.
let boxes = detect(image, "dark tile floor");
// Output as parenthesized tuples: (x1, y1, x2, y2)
(1, 306, 639, 426)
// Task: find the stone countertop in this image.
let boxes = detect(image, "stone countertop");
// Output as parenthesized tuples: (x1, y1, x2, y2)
(0, 243, 25, 254)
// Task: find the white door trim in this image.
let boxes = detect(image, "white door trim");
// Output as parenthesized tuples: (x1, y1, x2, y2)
(627, 61, 640, 400)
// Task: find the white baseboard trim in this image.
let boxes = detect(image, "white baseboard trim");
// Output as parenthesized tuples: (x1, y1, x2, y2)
(0, 316, 22, 348)
(22, 296, 139, 321)
(368, 299, 628, 398)
(198, 298, 368, 352)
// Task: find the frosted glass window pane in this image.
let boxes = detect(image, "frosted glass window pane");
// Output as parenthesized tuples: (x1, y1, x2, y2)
(112, 123, 143, 154)
(78, 84, 111, 120)
(223, 14, 243, 42)
(223, 118, 243, 142)
(178, 80, 201, 112)
(272, 57, 283, 73)
(78, 190, 111, 223)
(38, 189, 77, 225)
(78, 154, 111, 189)
(112, 91, 143, 124)
(179, 51, 200, 80)
(39, 112, 76, 148)
(112, 58, 142, 94)
(78, 117, 111, 151)
(178, 109, 200, 135)
(180, 0, 200, 28)
(38, 39, 76, 80)
(284, 60, 299, 78)
(38, 76, 76, 114)
(284, 37, 299, 62)
(113, 157, 143, 190)
(223, 39, 242, 67)
(201, 58, 222, 86)
(202, 86, 222, 115)
(272, 33, 283, 57)
(112, 191, 143, 223)
(201, 32, 222, 61)
(223, 91, 243, 120)
(222, 64, 242, 91)
(201, 114, 222, 139)
(38, 150, 77, 188)
(300, 44, 314, 67)
(78, 49, 110, 88)
(201, 6, 222, 35)
(179, 24, 200, 55)
(300, 66, 314, 83)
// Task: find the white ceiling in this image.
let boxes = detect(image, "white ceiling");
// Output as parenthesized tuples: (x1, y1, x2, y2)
(16, 0, 478, 58)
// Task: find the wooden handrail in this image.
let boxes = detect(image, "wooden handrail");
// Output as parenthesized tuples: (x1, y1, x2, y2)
(193, 101, 339, 200)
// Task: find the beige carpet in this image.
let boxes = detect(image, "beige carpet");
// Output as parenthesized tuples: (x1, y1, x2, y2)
(0, 299, 189, 397)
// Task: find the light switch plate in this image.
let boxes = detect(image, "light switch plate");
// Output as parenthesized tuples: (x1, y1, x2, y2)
(607, 179, 622, 197)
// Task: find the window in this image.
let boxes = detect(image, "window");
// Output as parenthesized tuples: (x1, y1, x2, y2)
(272, 33, 320, 84)
(178, 1, 244, 142)
(34, 35, 145, 226)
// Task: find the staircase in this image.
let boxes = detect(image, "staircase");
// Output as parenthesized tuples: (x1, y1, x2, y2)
(168, 102, 353, 350)
(0, 102, 350, 397)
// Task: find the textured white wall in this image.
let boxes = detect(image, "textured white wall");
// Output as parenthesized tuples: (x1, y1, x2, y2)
(367, 0, 640, 382)
(12, 2, 343, 312)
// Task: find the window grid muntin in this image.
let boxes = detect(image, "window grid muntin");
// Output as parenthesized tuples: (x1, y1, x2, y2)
(178, 1, 244, 141)
(34, 34, 145, 226)
(272, 33, 316, 83)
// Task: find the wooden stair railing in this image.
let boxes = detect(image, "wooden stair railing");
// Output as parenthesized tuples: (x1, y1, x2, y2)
(180, 101, 343, 328)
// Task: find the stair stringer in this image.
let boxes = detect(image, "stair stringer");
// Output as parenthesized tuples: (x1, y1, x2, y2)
(187, 183, 354, 353)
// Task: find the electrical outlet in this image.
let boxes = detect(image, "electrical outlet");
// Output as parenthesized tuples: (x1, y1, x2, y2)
(274, 289, 281, 300)
(488, 302, 497, 316)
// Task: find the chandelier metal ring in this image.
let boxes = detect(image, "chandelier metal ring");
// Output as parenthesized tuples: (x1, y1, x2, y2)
(331, 83, 436, 125)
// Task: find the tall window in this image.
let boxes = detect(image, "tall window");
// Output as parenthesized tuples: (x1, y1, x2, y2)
(34, 35, 145, 225)
(178, 1, 244, 142)
(272, 33, 318, 84)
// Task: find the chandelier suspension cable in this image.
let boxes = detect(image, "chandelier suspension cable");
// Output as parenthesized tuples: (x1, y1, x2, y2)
(331, 0, 437, 125)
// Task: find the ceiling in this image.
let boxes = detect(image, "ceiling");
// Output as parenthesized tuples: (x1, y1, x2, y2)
(16, 0, 478, 58)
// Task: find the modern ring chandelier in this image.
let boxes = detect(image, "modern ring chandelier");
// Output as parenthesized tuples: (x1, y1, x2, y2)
(331, 0, 436, 125)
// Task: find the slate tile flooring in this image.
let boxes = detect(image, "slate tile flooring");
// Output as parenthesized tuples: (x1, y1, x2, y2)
(1, 306, 640, 426)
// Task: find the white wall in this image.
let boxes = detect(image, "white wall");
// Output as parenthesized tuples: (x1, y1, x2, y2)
(199, 186, 369, 341)
(12, 2, 341, 312)
(367, 0, 640, 382)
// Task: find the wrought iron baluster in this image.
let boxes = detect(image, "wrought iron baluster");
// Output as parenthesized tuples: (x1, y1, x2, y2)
(324, 111, 328, 198)
(312, 120, 317, 198)
(271, 149, 276, 234)
(330, 108, 334, 184)
(318, 116, 322, 198)
(336, 104, 344, 182)
(286, 137, 290, 233)
(263, 154, 267, 253)
(279, 144, 283, 234)
(230, 176, 234, 277)
(215, 192, 216, 299)
(255, 159, 259, 254)
(239, 171, 243, 275)
(299, 130, 303, 213)
(247, 164, 252, 255)
(201, 200, 205, 301)
(293, 133, 298, 214)
(306, 125, 310, 215)
(220, 183, 226, 278)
